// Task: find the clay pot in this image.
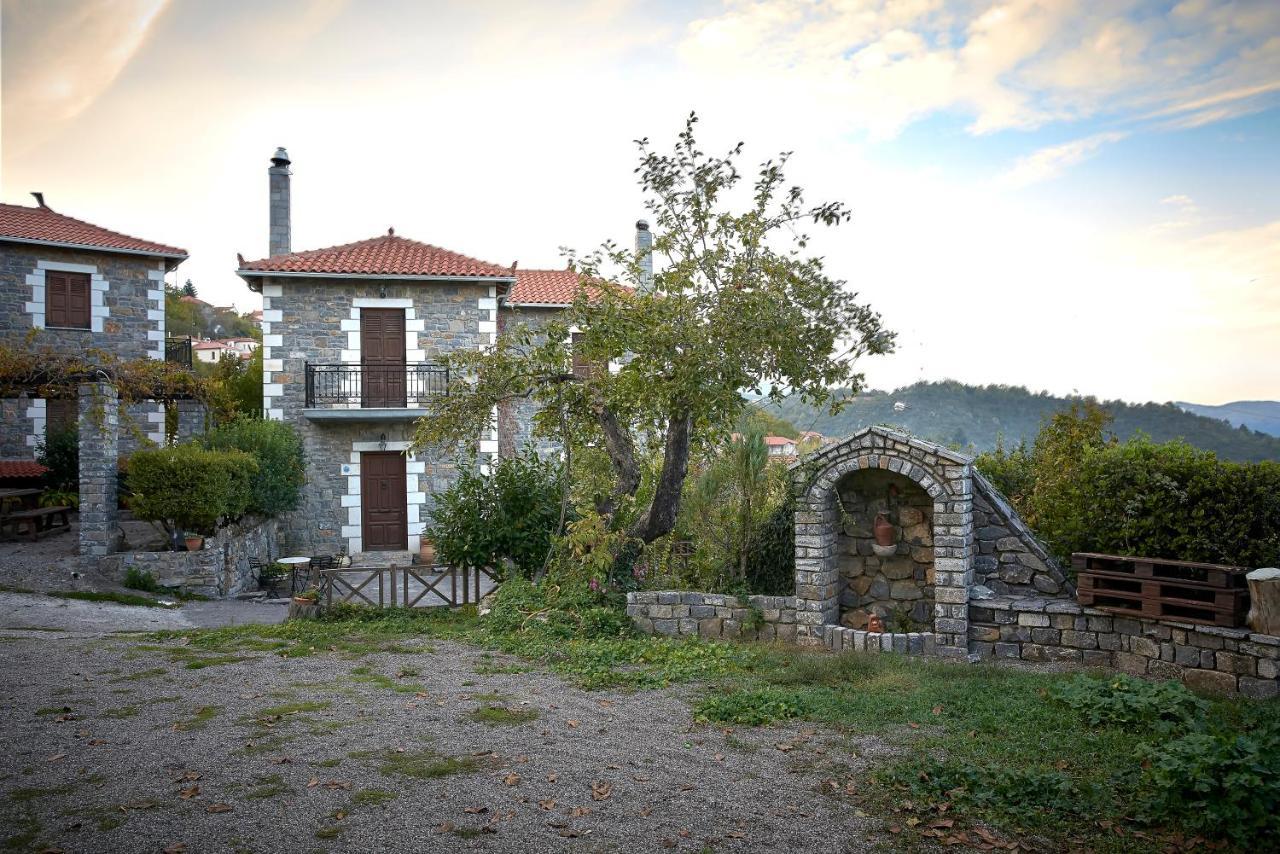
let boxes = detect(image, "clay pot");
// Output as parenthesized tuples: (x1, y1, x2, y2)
(873, 512, 896, 548)
(867, 613, 884, 633)
(184, 535, 204, 552)
(420, 538, 437, 567)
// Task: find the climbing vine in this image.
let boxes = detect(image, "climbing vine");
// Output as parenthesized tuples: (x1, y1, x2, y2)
(0, 342, 207, 405)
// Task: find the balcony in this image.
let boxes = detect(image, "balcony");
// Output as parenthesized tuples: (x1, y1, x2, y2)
(302, 362, 448, 422)
(164, 336, 193, 368)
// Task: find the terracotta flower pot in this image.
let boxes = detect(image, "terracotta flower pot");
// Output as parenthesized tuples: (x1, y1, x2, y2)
(184, 535, 204, 552)
(420, 538, 437, 566)
(867, 613, 884, 633)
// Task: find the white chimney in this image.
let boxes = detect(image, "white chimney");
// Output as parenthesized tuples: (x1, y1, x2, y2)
(635, 219, 653, 292)
(268, 147, 291, 257)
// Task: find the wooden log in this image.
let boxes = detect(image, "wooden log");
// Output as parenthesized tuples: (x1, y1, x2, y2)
(288, 599, 323, 621)
(1246, 568, 1280, 635)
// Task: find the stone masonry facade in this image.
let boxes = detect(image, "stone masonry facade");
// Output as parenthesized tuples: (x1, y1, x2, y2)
(971, 470, 1070, 597)
(626, 592, 798, 643)
(0, 243, 168, 457)
(260, 276, 500, 557)
(794, 426, 974, 657)
(98, 516, 279, 599)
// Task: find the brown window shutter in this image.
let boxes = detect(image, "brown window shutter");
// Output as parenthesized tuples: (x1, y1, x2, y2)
(571, 332, 591, 378)
(45, 271, 91, 328)
(46, 398, 78, 434)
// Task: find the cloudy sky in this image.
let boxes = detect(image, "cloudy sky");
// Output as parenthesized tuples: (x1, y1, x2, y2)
(2, 0, 1277, 404)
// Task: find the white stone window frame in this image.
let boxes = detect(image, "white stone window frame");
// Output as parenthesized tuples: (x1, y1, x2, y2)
(338, 440, 427, 556)
(25, 259, 108, 333)
(334, 297, 423, 411)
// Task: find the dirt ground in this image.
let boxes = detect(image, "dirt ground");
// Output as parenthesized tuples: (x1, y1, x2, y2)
(0, 512, 166, 596)
(0, 607, 899, 854)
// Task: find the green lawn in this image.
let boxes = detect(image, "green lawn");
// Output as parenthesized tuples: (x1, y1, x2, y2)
(155, 606, 1278, 851)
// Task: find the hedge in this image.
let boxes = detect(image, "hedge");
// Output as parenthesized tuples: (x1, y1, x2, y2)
(203, 418, 305, 516)
(129, 444, 257, 536)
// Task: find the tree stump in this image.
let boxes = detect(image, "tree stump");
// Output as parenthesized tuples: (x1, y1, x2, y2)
(288, 599, 323, 621)
(1246, 568, 1280, 636)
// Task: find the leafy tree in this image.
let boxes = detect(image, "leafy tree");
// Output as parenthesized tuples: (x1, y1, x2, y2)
(203, 417, 304, 517)
(415, 115, 893, 546)
(181, 279, 197, 298)
(202, 348, 262, 421)
(165, 284, 202, 339)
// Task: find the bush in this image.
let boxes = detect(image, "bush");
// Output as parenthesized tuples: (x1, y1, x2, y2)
(129, 444, 257, 536)
(124, 567, 159, 593)
(203, 418, 304, 516)
(429, 450, 565, 579)
(975, 403, 1280, 567)
(743, 492, 795, 595)
(1051, 673, 1207, 734)
(37, 425, 79, 492)
(694, 687, 809, 725)
(483, 575, 629, 641)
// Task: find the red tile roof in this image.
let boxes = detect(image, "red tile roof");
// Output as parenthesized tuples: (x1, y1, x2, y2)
(0, 203, 187, 258)
(0, 460, 48, 479)
(507, 268, 620, 306)
(239, 232, 513, 278)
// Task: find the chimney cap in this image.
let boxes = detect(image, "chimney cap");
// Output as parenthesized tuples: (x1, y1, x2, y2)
(635, 219, 650, 232)
(271, 147, 291, 166)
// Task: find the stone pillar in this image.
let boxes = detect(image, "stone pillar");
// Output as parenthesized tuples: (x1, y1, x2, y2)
(78, 382, 122, 557)
(174, 398, 207, 442)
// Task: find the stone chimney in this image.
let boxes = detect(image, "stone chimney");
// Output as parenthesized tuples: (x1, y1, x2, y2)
(635, 219, 653, 292)
(268, 147, 291, 257)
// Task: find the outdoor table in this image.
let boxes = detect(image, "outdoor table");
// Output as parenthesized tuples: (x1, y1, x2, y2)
(0, 488, 42, 513)
(277, 556, 312, 595)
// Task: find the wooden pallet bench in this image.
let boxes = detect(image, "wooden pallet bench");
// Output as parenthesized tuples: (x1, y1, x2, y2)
(2, 505, 71, 542)
(1073, 553, 1250, 627)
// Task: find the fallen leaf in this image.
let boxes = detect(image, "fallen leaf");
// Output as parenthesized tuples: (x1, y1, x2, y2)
(889, 825, 901, 833)
(119, 800, 158, 812)
(47, 752, 66, 762)
(633, 774, 650, 782)
(566, 720, 579, 729)
(714, 753, 724, 762)
(87, 739, 108, 746)
(908, 722, 920, 729)
(333, 809, 347, 821)
(679, 783, 696, 792)
(271, 756, 292, 765)
(306, 777, 319, 789)
(464, 806, 488, 814)
(437, 822, 456, 833)
(546, 771, 559, 783)
(570, 806, 592, 817)
(321, 780, 352, 790)
(638, 806, 652, 817)
(932, 706, 943, 716)
(163, 844, 185, 853)
(503, 773, 521, 786)
(179, 785, 200, 800)
(206, 803, 233, 814)
(538, 799, 557, 810)
(590, 781, 612, 801)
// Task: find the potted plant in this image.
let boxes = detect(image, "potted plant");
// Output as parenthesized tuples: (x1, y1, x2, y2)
(288, 586, 323, 621)
(292, 586, 321, 605)
(185, 533, 205, 552)
(420, 537, 436, 566)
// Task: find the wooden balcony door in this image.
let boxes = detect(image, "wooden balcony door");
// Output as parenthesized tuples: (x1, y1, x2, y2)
(360, 308, 406, 407)
(361, 452, 407, 551)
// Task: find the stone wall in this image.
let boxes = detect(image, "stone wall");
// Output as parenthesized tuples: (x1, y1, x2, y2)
(968, 596, 1278, 698)
(971, 471, 1070, 597)
(496, 305, 563, 460)
(836, 469, 934, 630)
(1, 244, 169, 458)
(626, 591, 798, 643)
(98, 515, 280, 598)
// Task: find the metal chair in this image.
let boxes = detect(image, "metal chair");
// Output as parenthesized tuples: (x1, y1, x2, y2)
(249, 557, 283, 598)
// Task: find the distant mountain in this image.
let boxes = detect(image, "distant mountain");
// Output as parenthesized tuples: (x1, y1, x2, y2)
(1176, 401, 1280, 438)
(768, 381, 1280, 463)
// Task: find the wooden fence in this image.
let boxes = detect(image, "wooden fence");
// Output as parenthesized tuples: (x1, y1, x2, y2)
(320, 564, 498, 609)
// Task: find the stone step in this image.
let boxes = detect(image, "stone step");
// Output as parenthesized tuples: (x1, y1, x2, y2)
(350, 550, 416, 568)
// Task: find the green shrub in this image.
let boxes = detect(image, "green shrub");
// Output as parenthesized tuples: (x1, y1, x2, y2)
(694, 687, 809, 725)
(1051, 673, 1207, 734)
(129, 444, 257, 536)
(429, 450, 565, 579)
(743, 493, 795, 595)
(975, 402, 1280, 566)
(1136, 713, 1280, 845)
(483, 576, 629, 641)
(203, 418, 304, 516)
(124, 567, 159, 593)
(883, 760, 1100, 820)
(37, 425, 79, 492)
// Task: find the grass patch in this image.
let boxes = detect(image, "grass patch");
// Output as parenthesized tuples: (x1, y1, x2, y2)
(315, 825, 343, 840)
(312, 757, 342, 768)
(49, 590, 174, 608)
(349, 666, 426, 694)
(474, 662, 533, 675)
(174, 705, 223, 731)
(467, 705, 539, 726)
(245, 774, 291, 799)
(351, 748, 485, 780)
(256, 700, 331, 718)
(352, 788, 398, 807)
(8, 783, 76, 804)
(100, 706, 139, 719)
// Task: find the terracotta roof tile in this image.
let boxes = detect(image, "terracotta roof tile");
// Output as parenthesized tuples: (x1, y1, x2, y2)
(0, 203, 186, 258)
(0, 460, 48, 479)
(508, 268, 620, 306)
(239, 232, 513, 278)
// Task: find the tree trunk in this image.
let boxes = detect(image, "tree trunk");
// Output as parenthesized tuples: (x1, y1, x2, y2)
(1247, 568, 1280, 635)
(629, 410, 693, 543)
(590, 396, 640, 519)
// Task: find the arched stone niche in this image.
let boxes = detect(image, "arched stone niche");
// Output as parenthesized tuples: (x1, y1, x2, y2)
(792, 426, 974, 658)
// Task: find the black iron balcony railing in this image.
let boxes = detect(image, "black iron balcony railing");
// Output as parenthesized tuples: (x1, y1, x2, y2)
(305, 362, 449, 408)
(164, 337, 193, 368)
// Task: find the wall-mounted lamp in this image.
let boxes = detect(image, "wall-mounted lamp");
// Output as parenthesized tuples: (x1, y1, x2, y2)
(379, 284, 388, 299)
(378, 433, 387, 451)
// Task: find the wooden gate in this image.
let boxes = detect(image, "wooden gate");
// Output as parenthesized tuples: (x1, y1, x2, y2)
(321, 564, 498, 609)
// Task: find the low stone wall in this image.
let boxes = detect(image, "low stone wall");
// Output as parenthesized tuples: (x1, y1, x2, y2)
(969, 597, 1279, 698)
(821, 625, 936, 655)
(98, 515, 279, 598)
(625, 592, 797, 642)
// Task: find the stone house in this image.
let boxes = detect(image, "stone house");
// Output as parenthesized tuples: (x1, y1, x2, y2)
(0, 196, 188, 459)
(236, 149, 635, 561)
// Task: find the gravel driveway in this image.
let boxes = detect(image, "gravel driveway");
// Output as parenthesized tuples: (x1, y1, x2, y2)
(0, 620, 895, 853)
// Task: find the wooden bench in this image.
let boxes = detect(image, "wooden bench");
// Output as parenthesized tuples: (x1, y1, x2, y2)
(3, 506, 71, 541)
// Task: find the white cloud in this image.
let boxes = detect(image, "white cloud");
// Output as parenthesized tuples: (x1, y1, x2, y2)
(997, 131, 1128, 189)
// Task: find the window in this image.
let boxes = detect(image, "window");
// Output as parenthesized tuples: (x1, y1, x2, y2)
(45, 270, 91, 329)
(45, 399, 78, 436)
(571, 331, 593, 378)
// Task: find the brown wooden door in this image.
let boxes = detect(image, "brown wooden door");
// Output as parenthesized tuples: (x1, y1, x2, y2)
(361, 452, 407, 551)
(360, 308, 406, 407)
